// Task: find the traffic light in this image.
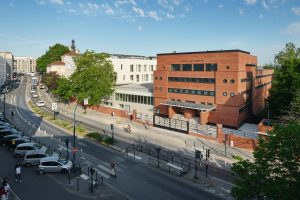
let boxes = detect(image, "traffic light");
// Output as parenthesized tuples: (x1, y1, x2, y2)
(206, 149, 210, 159)
(196, 150, 202, 159)
(65, 139, 69, 147)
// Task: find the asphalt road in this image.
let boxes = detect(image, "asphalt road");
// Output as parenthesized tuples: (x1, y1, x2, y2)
(1, 75, 225, 200)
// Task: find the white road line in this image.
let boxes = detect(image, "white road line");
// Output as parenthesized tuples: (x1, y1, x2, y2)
(128, 153, 142, 160)
(213, 177, 236, 187)
(80, 174, 89, 180)
(97, 164, 113, 174)
(95, 168, 110, 179)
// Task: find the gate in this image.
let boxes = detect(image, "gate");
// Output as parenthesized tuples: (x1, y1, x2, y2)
(153, 115, 189, 134)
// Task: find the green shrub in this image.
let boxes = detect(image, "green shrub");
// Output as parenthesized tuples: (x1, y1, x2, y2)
(86, 132, 102, 142)
(232, 155, 243, 161)
(103, 137, 114, 145)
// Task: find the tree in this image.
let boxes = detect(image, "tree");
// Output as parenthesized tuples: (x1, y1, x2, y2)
(268, 42, 300, 118)
(70, 51, 116, 105)
(281, 89, 300, 123)
(41, 72, 60, 91)
(52, 77, 73, 103)
(37, 44, 70, 73)
(231, 122, 300, 199)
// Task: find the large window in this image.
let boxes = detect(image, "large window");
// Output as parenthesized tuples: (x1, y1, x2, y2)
(171, 64, 180, 71)
(168, 88, 215, 96)
(130, 65, 134, 72)
(206, 63, 218, 71)
(194, 64, 204, 71)
(182, 64, 192, 71)
(168, 77, 215, 83)
(115, 93, 153, 105)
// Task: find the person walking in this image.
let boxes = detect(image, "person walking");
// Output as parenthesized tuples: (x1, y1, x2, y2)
(2, 177, 10, 200)
(110, 161, 116, 177)
(15, 162, 22, 182)
(10, 109, 14, 119)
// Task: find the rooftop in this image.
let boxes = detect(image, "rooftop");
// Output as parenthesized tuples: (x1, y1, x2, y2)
(63, 51, 80, 57)
(48, 61, 65, 66)
(157, 49, 250, 56)
(109, 54, 156, 60)
(116, 83, 153, 94)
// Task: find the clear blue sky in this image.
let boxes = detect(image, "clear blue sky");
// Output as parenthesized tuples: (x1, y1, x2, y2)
(1, 0, 300, 64)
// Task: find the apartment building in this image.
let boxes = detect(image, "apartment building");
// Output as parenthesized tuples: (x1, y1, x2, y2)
(0, 52, 14, 83)
(153, 50, 273, 128)
(108, 54, 156, 85)
(14, 57, 36, 74)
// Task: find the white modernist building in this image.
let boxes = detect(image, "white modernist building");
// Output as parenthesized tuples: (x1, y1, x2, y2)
(14, 57, 36, 74)
(108, 54, 156, 85)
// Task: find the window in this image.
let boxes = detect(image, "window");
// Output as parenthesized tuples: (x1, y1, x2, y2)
(155, 77, 158, 80)
(130, 65, 134, 72)
(230, 79, 235, 84)
(194, 64, 204, 71)
(150, 65, 154, 71)
(145, 74, 149, 81)
(121, 64, 123, 70)
(123, 75, 125, 80)
(155, 87, 158, 90)
(182, 64, 192, 71)
(138, 65, 141, 72)
(159, 87, 162, 91)
(223, 79, 227, 83)
(151, 74, 153, 80)
(159, 77, 162, 80)
(206, 63, 218, 71)
(230, 93, 235, 97)
(171, 64, 180, 71)
(223, 92, 227, 96)
(226, 66, 230, 69)
(144, 65, 147, 71)
(136, 75, 139, 82)
(130, 75, 134, 81)
(168, 88, 174, 93)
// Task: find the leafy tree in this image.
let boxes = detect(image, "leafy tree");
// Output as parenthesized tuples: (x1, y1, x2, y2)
(231, 122, 300, 200)
(52, 77, 73, 103)
(41, 72, 60, 91)
(281, 89, 300, 123)
(37, 44, 70, 73)
(268, 42, 300, 118)
(70, 51, 116, 105)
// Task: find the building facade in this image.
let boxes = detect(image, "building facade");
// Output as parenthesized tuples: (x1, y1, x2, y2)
(0, 52, 14, 84)
(153, 50, 273, 128)
(108, 54, 156, 85)
(46, 61, 66, 77)
(14, 57, 36, 74)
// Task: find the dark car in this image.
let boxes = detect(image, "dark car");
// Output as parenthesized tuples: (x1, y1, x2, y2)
(8, 138, 31, 152)
(0, 122, 14, 128)
(0, 134, 22, 146)
(0, 129, 18, 139)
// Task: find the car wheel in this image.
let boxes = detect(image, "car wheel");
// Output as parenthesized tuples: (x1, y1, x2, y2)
(15, 154, 21, 158)
(61, 169, 68, 173)
(38, 170, 45, 175)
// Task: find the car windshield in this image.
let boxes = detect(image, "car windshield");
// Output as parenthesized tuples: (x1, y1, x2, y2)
(58, 159, 68, 165)
(33, 144, 42, 149)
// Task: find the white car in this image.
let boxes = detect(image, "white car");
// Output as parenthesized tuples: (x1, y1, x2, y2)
(36, 101, 45, 107)
(30, 89, 35, 93)
(32, 93, 39, 98)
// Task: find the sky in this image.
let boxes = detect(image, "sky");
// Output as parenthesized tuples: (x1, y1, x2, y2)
(0, 0, 300, 65)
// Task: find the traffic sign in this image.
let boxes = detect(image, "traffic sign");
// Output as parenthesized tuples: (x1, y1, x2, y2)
(84, 99, 88, 106)
(52, 102, 57, 111)
(72, 147, 78, 153)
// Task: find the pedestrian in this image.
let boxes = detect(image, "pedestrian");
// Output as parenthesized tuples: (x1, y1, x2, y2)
(15, 162, 22, 182)
(111, 111, 115, 117)
(10, 109, 14, 119)
(0, 186, 6, 200)
(127, 124, 131, 134)
(110, 161, 116, 177)
(2, 177, 10, 200)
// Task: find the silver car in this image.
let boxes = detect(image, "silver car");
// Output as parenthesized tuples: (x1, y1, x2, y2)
(13, 143, 45, 158)
(23, 148, 56, 166)
(37, 157, 72, 175)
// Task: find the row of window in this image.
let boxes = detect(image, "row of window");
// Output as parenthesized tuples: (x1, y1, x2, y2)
(115, 93, 153, 105)
(223, 92, 235, 97)
(223, 79, 235, 84)
(171, 63, 218, 72)
(168, 88, 215, 96)
(168, 77, 215, 83)
(127, 74, 153, 82)
(129, 64, 154, 72)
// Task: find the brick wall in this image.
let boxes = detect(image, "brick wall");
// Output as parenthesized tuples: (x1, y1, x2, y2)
(89, 105, 130, 120)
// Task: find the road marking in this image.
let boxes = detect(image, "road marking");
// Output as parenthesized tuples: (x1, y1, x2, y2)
(80, 174, 89, 180)
(97, 164, 113, 174)
(128, 153, 142, 160)
(77, 141, 87, 147)
(213, 177, 236, 187)
(95, 168, 110, 179)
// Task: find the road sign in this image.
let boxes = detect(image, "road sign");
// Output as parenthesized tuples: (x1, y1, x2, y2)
(72, 147, 78, 153)
(52, 102, 57, 111)
(84, 99, 88, 106)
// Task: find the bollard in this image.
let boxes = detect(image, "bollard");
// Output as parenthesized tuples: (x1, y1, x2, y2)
(68, 171, 71, 184)
(77, 177, 80, 191)
(134, 149, 136, 159)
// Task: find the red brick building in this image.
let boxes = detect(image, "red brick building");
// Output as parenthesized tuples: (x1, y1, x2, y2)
(153, 50, 273, 128)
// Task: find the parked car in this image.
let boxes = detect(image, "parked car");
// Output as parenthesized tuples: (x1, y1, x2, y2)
(0, 122, 14, 128)
(0, 134, 23, 146)
(0, 129, 18, 140)
(24, 148, 56, 167)
(32, 93, 39, 98)
(37, 157, 72, 175)
(8, 138, 31, 152)
(39, 84, 45, 89)
(13, 143, 45, 158)
(30, 89, 35, 93)
(36, 101, 45, 107)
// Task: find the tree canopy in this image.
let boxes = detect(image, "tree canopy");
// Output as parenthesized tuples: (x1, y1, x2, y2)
(37, 44, 70, 73)
(52, 77, 73, 102)
(231, 122, 300, 200)
(268, 42, 300, 118)
(41, 71, 60, 91)
(70, 51, 116, 105)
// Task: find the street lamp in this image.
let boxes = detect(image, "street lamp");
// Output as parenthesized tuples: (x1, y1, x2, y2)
(156, 147, 161, 168)
(73, 97, 90, 165)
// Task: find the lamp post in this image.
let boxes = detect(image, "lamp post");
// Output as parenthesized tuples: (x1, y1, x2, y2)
(156, 147, 161, 168)
(73, 97, 89, 165)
